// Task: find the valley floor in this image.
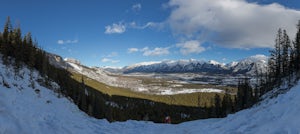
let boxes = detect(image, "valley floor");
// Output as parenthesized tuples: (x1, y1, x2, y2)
(0, 61, 300, 134)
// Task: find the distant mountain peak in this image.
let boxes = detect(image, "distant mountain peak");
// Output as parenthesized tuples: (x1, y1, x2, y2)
(64, 58, 81, 65)
(120, 55, 268, 75)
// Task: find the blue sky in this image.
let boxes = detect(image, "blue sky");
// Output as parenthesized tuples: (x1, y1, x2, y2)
(1, 0, 300, 67)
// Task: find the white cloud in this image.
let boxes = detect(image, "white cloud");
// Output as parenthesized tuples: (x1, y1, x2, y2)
(57, 39, 78, 45)
(176, 40, 205, 55)
(142, 47, 170, 56)
(101, 58, 120, 63)
(127, 48, 139, 53)
(141, 47, 149, 52)
(105, 21, 161, 34)
(127, 47, 170, 56)
(168, 0, 300, 48)
(132, 3, 142, 11)
(104, 22, 126, 34)
(107, 52, 118, 58)
(57, 40, 64, 45)
(101, 52, 119, 63)
(129, 21, 159, 29)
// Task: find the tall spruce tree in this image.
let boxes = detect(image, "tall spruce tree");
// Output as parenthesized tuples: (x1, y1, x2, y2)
(268, 28, 284, 85)
(1, 17, 13, 62)
(214, 94, 222, 117)
(2, 16, 12, 44)
(281, 30, 291, 77)
(221, 92, 233, 116)
(294, 20, 300, 74)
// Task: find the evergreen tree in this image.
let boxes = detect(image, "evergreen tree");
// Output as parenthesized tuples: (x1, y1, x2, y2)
(2, 16, 12, 44)
(221, 92, 233, 116)
(294, 20, 300, 74)
(1, 16, 13, 62)
(0, 32, 2, 45)
(214, 94, 222, 117)
(236, 77, 253, 110)
(197, 94, 201, 107)
(281, 30, 291, 77)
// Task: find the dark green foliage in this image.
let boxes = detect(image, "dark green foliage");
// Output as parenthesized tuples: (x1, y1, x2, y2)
(221, 91, 233, 117)
(236, 78, 255, 110)
(214, 94, 222, 117)
(2, 16, 299, 124)
(294, 21, 300, 76)
(0, 16, 222, 123)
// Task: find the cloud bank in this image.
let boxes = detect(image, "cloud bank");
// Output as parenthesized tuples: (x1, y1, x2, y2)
(168, 0, 300, 48)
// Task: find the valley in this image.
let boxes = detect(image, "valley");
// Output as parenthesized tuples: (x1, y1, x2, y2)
(44, 54, 267, 107)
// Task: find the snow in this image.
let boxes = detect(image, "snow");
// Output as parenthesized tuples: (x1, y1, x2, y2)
(61, 55, 269, 95)
(125, 61, 161, 69)
(2, 56, 300, 133)
(208, 60, 223, 66)
(102, 66, 123, 69)
(159, 88, 224, 95)
(67, 62, 83, 71)
(64, 58, 81, 64)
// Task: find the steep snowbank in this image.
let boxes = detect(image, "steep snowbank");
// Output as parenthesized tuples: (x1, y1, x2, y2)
(1, 58, 300, 133)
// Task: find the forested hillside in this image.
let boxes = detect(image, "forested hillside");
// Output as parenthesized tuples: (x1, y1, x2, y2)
(1, 16, 300, 124)
(0, 17, 233, 123)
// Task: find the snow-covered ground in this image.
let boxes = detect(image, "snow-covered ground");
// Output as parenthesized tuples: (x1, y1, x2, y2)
(1, 58, 300, 134)
(66, 61, 230, 95)
(159, 88, 224, 95)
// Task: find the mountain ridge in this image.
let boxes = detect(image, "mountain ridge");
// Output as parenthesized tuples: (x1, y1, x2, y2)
(119, 54, 268, 75)
(1, 53, 299, 133)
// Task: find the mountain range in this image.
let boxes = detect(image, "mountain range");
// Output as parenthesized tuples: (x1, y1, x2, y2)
(1, 53, 300, 133)
(114, 54, 268, 76)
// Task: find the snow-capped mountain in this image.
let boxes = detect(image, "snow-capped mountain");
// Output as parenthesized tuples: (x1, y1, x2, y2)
(123, 59, 226, 74)
(44, 54, 269, 95)
(122, 54, 268, 75)
(230, 54, 268, 75)
(1, 54, 300, 133)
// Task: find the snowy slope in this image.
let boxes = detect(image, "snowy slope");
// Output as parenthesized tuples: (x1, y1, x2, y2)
(0, 61, 108, 133)
(1, 56, 300, 133)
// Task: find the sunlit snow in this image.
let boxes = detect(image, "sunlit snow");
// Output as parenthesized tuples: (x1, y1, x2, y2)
(1, 57, 300, 134)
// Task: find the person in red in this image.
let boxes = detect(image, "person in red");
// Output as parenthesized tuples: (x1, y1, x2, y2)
(164, 115, 171, 124)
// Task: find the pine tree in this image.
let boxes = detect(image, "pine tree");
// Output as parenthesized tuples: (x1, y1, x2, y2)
(281, 30, 291, 77)
(221, 91, 233, 116)
(268, 28, 285, 85)
(276, 29, 283, 78)
(1, 17, 13, 62)
(294, 20, 300, 74)
(2, 16, 12, 44)
(0, 32, 2, 45)
(236, 77, 254, 110)
(197, 94, 201, 107)
(214, 94, 222, 117)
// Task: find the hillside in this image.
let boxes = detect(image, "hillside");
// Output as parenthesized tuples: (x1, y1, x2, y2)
(58, 54, 266, 97)
(1, 56, 300, 133)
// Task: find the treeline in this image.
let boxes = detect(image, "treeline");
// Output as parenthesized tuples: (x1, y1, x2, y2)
(0, 16, 230, 123)
(211, 20, 300, 117)
(233, 20, 300, 111)
(2, 16, 298, 123)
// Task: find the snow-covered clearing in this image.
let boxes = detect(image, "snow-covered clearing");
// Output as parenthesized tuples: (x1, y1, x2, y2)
(1, 59, 300, 133)
(159, 88, 224, 95)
